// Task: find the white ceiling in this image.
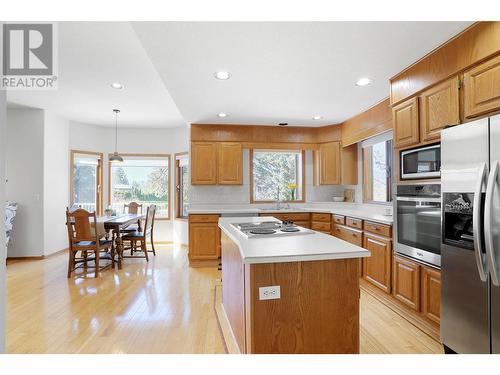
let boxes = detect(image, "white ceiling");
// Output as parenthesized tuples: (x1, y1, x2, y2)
(7, 22, 473, 128)
(7, 22, 185, 128)
(132, 21, 473, 126)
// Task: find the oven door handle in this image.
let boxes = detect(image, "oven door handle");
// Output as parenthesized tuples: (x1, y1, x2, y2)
(396, 197, 441, 203)
(475, 162, 489, 282)
(485, 161, 500, 286)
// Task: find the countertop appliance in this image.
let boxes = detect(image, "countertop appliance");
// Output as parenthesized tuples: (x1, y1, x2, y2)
(400, 143, 441, 180)
(394, 183, 441, 267)
(232, 221, 314, 239)
(441, 114, 500, 354)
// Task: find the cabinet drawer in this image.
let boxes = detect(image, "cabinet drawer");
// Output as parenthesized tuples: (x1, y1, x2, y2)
(311, 212, 331, 222)
(189, 214, 220, 223)
(346, 217, 362, 229)
(364, 221, 392, 237)
(333, 224, 363, 247)
(295, 220, 310, 229)
(332, 215, 345, 225)
(311, 221, 331, 232)
(259, 212, 311, 221)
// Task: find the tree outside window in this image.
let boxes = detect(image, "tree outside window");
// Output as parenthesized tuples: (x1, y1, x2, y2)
(110, 156, 170, 218)
(252, 150, 304, 202)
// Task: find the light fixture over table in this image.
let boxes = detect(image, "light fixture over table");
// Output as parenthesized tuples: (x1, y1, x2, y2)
(109, 109, 123, 163)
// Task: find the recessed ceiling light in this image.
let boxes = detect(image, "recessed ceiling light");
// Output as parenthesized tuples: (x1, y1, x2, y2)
(218, 112, 227, 118)
(214, 71, 231, 80)
(355, 78, 372, 87)
(110, 82, 124, 90)
(313, 115, 323, 120)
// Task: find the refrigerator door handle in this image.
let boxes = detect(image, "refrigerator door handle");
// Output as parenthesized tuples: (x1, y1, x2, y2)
(474, 162, 489, 282)
(485, 160, 500, 286)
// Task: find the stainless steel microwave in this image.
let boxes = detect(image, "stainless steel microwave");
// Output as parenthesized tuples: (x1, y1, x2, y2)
(400, 144, 441, 180)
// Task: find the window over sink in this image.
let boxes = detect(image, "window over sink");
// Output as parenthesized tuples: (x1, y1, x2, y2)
(251, 149, 304, 203)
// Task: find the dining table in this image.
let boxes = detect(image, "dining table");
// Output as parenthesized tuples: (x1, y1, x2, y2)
(99, 213, 145, 269)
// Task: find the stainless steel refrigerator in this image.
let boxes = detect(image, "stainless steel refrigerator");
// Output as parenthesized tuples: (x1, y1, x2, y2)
(441, 114, 500, 354)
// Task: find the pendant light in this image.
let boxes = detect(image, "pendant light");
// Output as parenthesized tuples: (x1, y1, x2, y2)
(109, 109, 123, 163)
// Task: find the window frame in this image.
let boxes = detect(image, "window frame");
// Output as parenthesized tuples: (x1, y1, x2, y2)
(249, 148, 306, 203)
(174, 152, 189, 220)
(70, 149, 103, 215)
(107, 153, 171, 220)
(362, 138, 393, 204)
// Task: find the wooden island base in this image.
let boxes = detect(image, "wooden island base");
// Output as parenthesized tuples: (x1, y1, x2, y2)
(221, 232, 360, 354)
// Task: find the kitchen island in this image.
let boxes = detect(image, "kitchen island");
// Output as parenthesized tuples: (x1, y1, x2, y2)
(219, 216, 370, 354)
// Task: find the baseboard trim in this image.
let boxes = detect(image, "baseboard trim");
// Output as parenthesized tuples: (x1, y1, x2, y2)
(214, 284, 241, 354)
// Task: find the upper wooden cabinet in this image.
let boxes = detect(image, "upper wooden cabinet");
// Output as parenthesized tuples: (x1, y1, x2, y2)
(341, 143, 358, 185)
(393, 255, 420, 311)
(191, 142, 243, 185)
(217, 142, 243, 185)
(191, 142, 217, 185)
(319, 142, 341, 185)
(419, 76, 460, 142)
(393, 97, 420, 148)
(464, 55, 500, 119)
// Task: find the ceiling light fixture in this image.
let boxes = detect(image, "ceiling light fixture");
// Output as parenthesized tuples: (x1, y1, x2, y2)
(109, 109, 123, 163)
(214, 71, 231, 80)
(355, 78, 372, 87)
(218, 112, 227, 118)
(110, 82, 124, 90)
(313, 115, 323, 120)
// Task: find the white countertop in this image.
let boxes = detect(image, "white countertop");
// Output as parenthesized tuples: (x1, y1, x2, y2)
(219, 216, 370, 264)
(188, 203, 393, 224)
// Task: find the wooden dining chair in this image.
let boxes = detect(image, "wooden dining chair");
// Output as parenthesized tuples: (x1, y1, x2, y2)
(122, 202, 143, 233)
(121, 204, 157, 261)
(66, 208, 114, 278)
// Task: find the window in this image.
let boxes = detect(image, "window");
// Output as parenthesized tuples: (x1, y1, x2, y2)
(70, 150, 103, 214)
(251, 149, 304, 202)
(362, 135, 393, 203)
(175, 153, 189, 219)
(109, 154, 170, 219)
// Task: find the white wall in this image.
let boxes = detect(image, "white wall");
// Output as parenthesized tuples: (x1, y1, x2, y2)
(0, 90, 7, 353)
(69, 122, 190, 243)
(190, 149, 349, 205)
(43, 112, 70, 256)
(6, 108, 45, 257)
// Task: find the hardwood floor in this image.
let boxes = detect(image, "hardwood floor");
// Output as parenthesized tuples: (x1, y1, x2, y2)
(6, 246, 442, 354)
(6, 245, 225, 354)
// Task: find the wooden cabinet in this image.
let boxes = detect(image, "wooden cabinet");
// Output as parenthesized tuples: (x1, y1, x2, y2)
(346, 217, 362, 230)
(420, 76, 460, 142)
(191, 142, 217, 185)
(332, 215, 345, 225)
(188, 215, 221, 262)
(393, 255, 420, 311)
(464, 55, 500, 119)
(333, 224, 363, 247)
(363, 221, 392, 237)
(217, 142, 243, 185)
(319, 142, 341, 185)
(393, 97, 420, 148)
(363, 233, 392, 293)
(191, 142, 243, 185)
(341, 143, 358, 185)
(421, 265, 441, 324)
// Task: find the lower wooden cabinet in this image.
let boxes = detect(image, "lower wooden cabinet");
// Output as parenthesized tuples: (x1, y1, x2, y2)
(188, 215, 221, 262)
(393, 255, 420, 311)
(421, 265, 441, 324)
(362, 233, 392, 293)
